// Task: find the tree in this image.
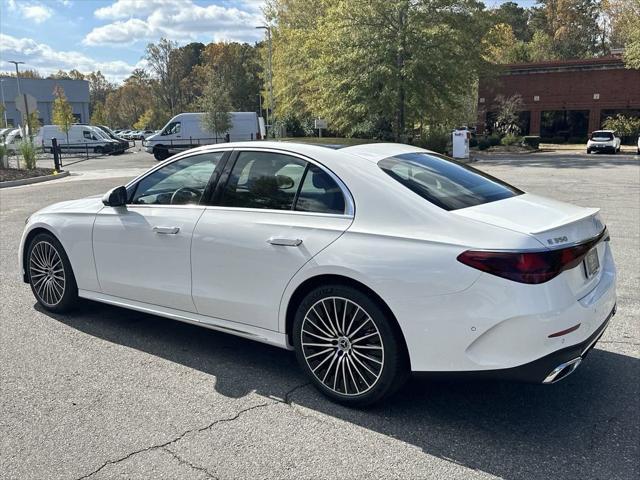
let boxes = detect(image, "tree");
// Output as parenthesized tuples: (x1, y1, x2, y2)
(268, 0, 490, 141)
(198, 70, 233, 140)
(87, 71, 115, 118)
(483, 23, 530, 64)
(529, 0, 605, 59)
(133, 109, 153, 130)
(602, 114, 640, 140)
(493, 94, 524, 135)
(52, 86, 74, 143)
(145, 38, 182, 117)
(603, 0, 640, 69)
(90, 102, 107, 125)
(493, 1, 531, 42)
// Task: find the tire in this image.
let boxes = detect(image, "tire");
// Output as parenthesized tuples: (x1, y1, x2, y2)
(293, 284, 409, 406)
(26, 232, 78, 313)
(94, 146, 104, 154)
(586, 149, 591, 154)
(153, 146, 170, 161)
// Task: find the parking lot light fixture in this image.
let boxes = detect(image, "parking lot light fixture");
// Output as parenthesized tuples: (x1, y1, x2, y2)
(256, 25, 274, 138)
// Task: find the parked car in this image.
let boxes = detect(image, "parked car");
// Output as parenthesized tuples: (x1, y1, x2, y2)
(35, 125, 120, 154)
(586, 130, 621, 154)
(19, 142, 616, 406)
(144, 112, 263, 161)
(95, 125, 129, 153)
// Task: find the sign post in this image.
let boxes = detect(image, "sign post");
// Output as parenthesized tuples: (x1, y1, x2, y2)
(314, 118, 327, 138)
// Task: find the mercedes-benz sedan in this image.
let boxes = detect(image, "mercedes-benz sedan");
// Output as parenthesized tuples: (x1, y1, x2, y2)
(20, 142, 616, 406)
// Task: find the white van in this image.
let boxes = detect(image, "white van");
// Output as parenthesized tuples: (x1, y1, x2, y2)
(2, 128, 23, 153)
(144, 112, 263, 161)
(36, 125, 121, 154)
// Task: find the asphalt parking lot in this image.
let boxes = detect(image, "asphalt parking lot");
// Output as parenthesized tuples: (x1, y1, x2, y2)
(1, 149, 638, 480)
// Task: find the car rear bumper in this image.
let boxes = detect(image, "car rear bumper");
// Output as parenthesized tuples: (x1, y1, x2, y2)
(414, 304, 615, 383)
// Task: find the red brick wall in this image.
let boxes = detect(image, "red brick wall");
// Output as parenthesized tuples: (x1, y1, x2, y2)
(478, 64, 640, 135)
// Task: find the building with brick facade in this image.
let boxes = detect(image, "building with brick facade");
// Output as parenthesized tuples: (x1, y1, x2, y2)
(477, 56, 640, 141)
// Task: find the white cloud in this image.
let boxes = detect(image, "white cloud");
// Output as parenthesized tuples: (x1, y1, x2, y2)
(85, 0, 265, 45)
(0, 33, 140, 82)
(21, 4, 53, 23)
(5, 1, 53, 24)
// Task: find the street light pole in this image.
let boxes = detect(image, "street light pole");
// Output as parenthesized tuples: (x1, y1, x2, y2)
(0, 80, 8, 128)
(256, 25, 274, 138)
(8, 60, 30, 136)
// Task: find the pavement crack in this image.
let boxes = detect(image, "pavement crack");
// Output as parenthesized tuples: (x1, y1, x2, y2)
(73, 402, 271, 480)
(282, 382, 311, 404)
(162, 446, 219, 479)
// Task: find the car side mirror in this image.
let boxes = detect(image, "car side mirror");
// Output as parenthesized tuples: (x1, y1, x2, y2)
(102, 185, 128, 207)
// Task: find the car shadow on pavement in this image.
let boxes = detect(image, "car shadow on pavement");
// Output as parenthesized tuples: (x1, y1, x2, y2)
(40, 300, 640, 480)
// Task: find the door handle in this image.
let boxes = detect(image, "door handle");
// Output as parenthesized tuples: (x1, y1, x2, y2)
(267, 237, 303, 247)
(153, 226, 180, 235)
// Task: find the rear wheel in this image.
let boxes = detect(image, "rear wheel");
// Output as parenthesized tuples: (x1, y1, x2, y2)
(153, 146, 170, 161)
(293, 284, 408, 406)
(27, 232, 78, 313)
(586, 149, 591, 154)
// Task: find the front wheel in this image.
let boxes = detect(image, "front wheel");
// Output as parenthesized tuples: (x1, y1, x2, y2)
(293, 284, 408, 406)
(27, 232, 78, 313)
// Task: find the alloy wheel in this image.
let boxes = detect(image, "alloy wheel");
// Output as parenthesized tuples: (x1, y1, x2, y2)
(29, 241, 66, 306)
(300, 297, 384, 396)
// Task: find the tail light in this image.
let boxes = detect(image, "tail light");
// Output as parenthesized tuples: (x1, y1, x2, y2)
(457, 229, 608, 284)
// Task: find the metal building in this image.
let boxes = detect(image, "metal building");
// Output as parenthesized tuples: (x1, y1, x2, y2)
(0, 77, 90, 128)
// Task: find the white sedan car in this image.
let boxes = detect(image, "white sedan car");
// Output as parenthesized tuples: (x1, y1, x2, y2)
(20, 142, 616, 405)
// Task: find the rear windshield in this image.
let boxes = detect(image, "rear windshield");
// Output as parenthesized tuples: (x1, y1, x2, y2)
(591, 132, 614, 140)
(378, 152, 522, 211)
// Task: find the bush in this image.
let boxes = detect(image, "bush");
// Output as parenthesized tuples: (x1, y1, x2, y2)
(19, 141, 37, 170)
(522, 136, 541, 149)
(469, 137, 478, 148)
(488, 134, 501, 146)
(417, 129, 450, 154)
(478, 138, 491, 150)
(500, 133, 521, 146)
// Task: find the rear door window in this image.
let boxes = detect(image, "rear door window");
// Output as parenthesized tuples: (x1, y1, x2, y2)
(219, 151, 306, 210)
(295, 165, 346, 214)
(378, 152, 522, 211)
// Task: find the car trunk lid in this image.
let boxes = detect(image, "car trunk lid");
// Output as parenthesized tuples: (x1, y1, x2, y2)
(453, 193, 607, 297)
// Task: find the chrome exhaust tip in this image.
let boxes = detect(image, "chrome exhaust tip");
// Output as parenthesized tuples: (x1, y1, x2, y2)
(543, 357, 582, 384)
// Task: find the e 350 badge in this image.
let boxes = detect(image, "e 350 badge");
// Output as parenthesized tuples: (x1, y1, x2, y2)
(547, 236, 569, 245)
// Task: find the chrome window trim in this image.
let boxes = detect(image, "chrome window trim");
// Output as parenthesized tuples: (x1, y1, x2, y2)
(202, 205, 353, 219)
(216, 146, 355, 217)
(125, 147, 235, 190)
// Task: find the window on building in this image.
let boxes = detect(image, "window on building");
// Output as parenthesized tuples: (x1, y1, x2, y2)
(73, 113, 81, 123)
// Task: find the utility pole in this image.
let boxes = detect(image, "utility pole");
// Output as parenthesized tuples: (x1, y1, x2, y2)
(8, 60, 30, 136)
(256, 25, 274, 138)
(0, 80, 7, 128)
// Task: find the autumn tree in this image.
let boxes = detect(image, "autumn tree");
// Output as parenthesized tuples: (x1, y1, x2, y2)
(90, 102, 107, 125)
(52, 86, 74, 143)
(198, 69, 233, 140)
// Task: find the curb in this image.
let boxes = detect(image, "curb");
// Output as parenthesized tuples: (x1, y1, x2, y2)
(0, 170, 70, 189)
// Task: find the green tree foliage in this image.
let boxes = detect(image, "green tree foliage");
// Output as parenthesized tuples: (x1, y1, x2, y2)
(52, 86, 74, 143)
(90, 102, 107, 125)
(198, 70, 234, 139)
(493, 1, 531, 41)
(603, 0, 640, 69)
(602, 114, 640, 139)
(268, 0, 490, 141)
(133, 109, 154, 130)
(529, 0, 605, 59)
(104, 74, 155, 128)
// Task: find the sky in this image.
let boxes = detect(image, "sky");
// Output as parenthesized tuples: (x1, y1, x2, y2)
(0, 0, 538, 83)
